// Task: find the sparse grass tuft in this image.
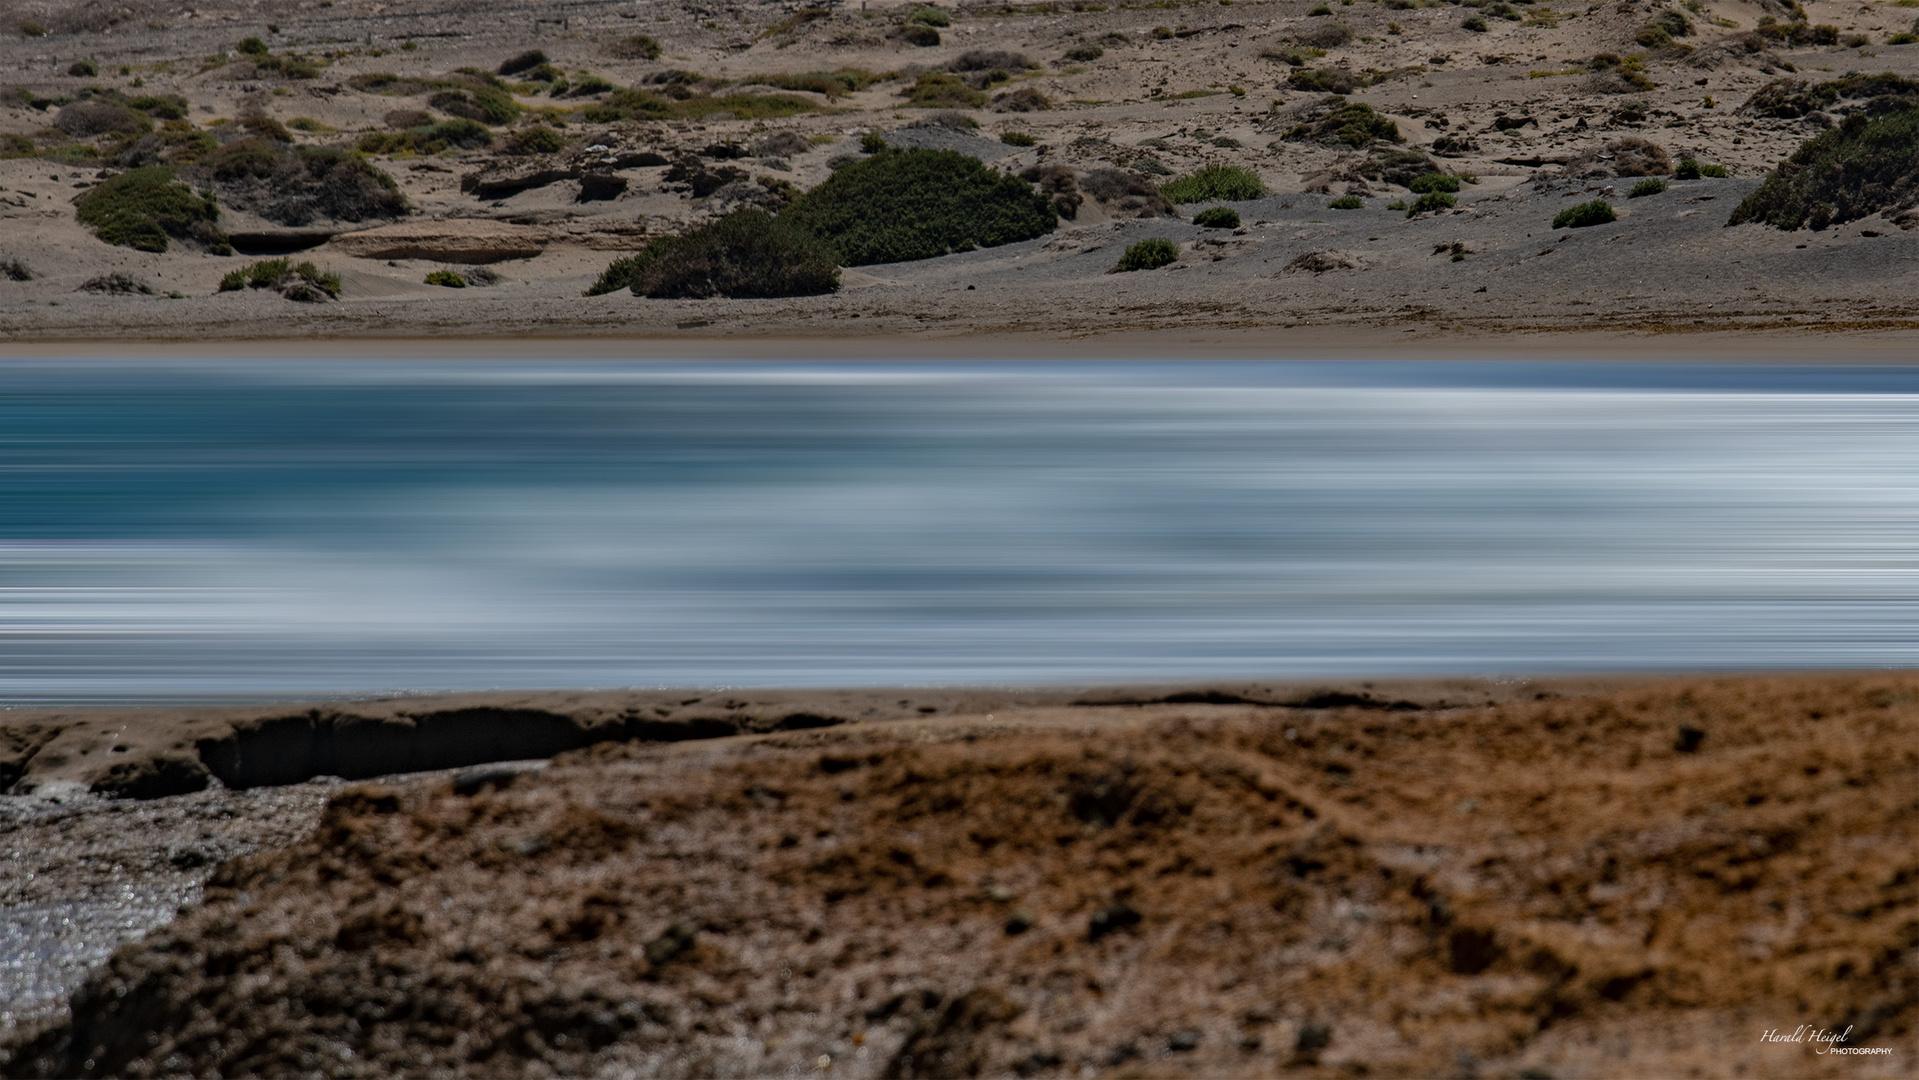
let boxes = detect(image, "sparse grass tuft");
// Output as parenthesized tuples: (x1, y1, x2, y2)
(1406, 191, 1456, 217)
(218, 258, 340, 300)
(1192, 206, 1240, 228)
(1110, 237, 1179, 272)
(1328, 194, 1364, 209)
(357, 119, 494, 155)
(1000, 131, 1038, 147)
(425, 269, 467, 288)
(581, 89, 825, 123)
(901, 72, 989, 108)
(1629, 177, 1668, 197)
(1160, 163, 1265, 203)
(1408, 172, 1460, 194)
(79, 272, 155, 294)
(1553, 199, 1617, 228)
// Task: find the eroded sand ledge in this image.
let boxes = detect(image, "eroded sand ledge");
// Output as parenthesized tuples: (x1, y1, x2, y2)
(4, 672, 1918, 1077)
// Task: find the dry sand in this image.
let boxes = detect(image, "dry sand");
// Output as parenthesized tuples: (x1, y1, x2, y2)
(4, 0, 1919, 344)
(4, 673, 1919, 1077)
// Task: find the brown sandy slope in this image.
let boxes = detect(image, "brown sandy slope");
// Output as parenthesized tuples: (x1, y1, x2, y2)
(8, 673, 1919, 1078)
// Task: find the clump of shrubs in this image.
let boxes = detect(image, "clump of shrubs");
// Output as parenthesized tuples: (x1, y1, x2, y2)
(1064, 44, 1104, 62)
(1283, 97, 1401, 148)
(1553, 199, 1617, 228)
(1729, 107, 1919, 230)
(616, 210, 839, 299)
(1192, 207, 1240, 228)
(219, 258, 341, 301)
(1406, 191, 1456, 217)
(425, 269, 467, 288)
(781, 147, 1057, 265)
(74, 166, 228, 253)
(1160, 163, 1265, 203)
(993, 87, 1052, 112)
(1110, 237, 1180, 272)
(78, 272, 154, 294)
(357, 119, 494, 154)
(609, 34, 662, 60)
(901, 72, 988, 109)
(1408, 172, 1460, 194)
(504, 126, 568, 155)
(1629, 177, 1668, 198)
(1000, 131, 1039, 147)
(190, 141, 407, 226)
(1328, 194, 1364, 209)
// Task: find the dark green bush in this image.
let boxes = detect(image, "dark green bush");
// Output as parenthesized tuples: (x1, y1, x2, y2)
(192, 140, 406, 225)
(1328, 194, 1364, 209)
(1192, 206, 1240, 228)
(74, 166, 226, 253)
(1700, 163, 1729, 177)
(425, 269, 467, 288)
(901, 72, 988, 108)
(619, 210, 839, 299)
(1065, 44, 1104, 61)
(1408, 172, 1460, 193)
(1553, 199, 1617, 228)
(1629, 177, 1668, 197)
(1000, 131, 1038, 147)
(505, 126, 567, 155)
(1406, 191, 1455, 217)
(1159, 164, 1265, 203)
(906, 5, 951, 26)
(498, 50, 548, 76)
(1729, 106, 1919, 229)
(238, 36, 270, 56)
(357, 119, 494, 154)
(1283, 97, 1401, 148)
(1463, 15, 1488, 31)
(1741, 73, 1919, 119)
(1673, 157, 1701, 180)
(781, 147, 1057, 266)
(1110, 237, 1179, 272)
(585, 240, 673, 296)
(68, 60, 96, 77)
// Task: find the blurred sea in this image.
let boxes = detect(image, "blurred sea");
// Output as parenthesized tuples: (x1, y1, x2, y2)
(7, 359, 1919, 702)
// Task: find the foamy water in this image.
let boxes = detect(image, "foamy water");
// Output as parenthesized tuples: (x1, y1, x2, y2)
(5, 359, 1919, 702)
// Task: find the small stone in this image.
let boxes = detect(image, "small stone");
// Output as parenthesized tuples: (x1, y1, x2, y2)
(1167, 1030, 1200, 1052)
(1004, 911, 1035, 935)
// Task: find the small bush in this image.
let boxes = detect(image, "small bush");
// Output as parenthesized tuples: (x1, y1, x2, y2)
(1064, 44, 1104, 62)
(1192, 206, 1240, 228)
(1329, 195, 1364, 209)
(860, 131, 887, 153)
(1289, 67, 1357, 94)
(1160, 163, 1265, 203)
(1, 257, 34, 281)
(894, 24, 941, 47)
(218, 258, 341, 300)
(902, 72, 988, 108)
(1408, 172, 1460, 194)
(425, 269, 467, 288)
(1110, 237, 1179, 272)
(609, 35, 661, 60)
(505, 126, 568, 155)
(1629, 177, 1668, 197)
(191, 140, 406, 226)
(1308, 3, 1333, 14)
(1001, 131, 1038, 147)
(1463, 15, 1488, 31)
(54, 100, 150, 138)
(951, 50, 1034, 72)
(357, 119, 494, 154)
(238, 37, 270, 56)
(79, 272, 154, 294)
(623, 210, 839, 299)
(1284, 98, 1401, 147)
(1553, 199, 1617, 228)
(68, 60, 97, 77)
(74, 166, 225, 253)
(781, 147, 1057, 265)
(1297, 22, 1354, 48)
(1700, 163, 1729, 177)
(498, 49, 548, 76)
(906, 6, 951, 27)
(1406, 191, 1455, 217)
(582, 90, 822, 123)
(993, 87, 1051, 112)
(585, 241, 671, 296)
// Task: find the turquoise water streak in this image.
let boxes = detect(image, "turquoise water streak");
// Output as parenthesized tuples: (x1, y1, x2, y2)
(5, 360, 1919, 701)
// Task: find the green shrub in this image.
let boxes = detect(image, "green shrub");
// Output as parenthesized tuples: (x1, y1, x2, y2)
(1328, 194, 1364, 209)
(1065, 44, 1104, 61)
(1110, 237, 1180, 272)
(1629, 177, 1668, 197)
(498, 50, 548, 76)
(1729, 106, 1919, 229)
(585, 240, 673, 296)
(860, 131, 887, 153)
(357, 119, 494, 154)
(1408, 172, 1460, 193)
(218, 258, 341, 299)
(192, 140, 406, 225)
(756, 70, 881, 98)
(901, 72, 988, 108)
(620, 210, 839, 299)
(611, 34, 662, 60)
(1673, 157, 1702, 180)
(74, 166, 226, 253)
(68, 60, 97, 77)
(1406, 191, 1456, 216)
(1700, 163, 1729, 177)
(1192, 206, 1240, 228)
(238, 36, 270, 56)
(906, 5, 952, 26)
(781, 147, 1057, 266)
(1000, 131, 1038, 147)
(425, 269, 467, 288)
(505, 126, 567, 155)
(1283, 98, 1401, 147)
(1309, 2, 1333, 13)
(1463, 15, 1488, 31)
(1553, 199, 1616, 228)
(581, 90, 823, 123)
(1159, 163, 1265, 203)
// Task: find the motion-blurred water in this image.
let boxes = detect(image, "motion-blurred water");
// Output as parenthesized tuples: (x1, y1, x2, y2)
(6, 359, 1919, 702)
